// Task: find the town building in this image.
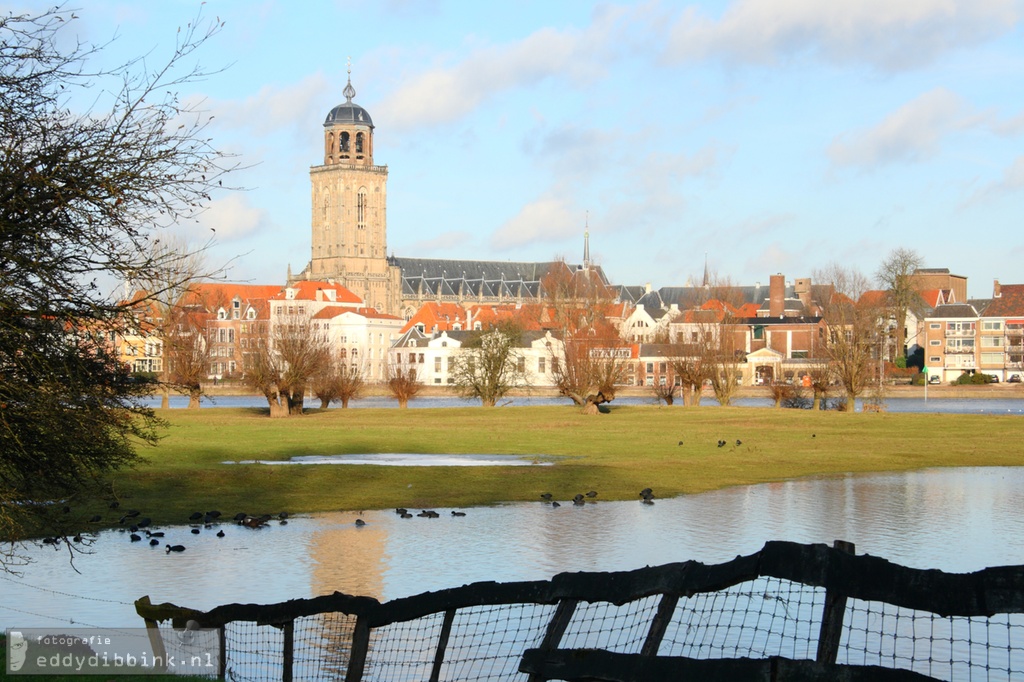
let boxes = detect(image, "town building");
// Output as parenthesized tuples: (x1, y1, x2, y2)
(294, 71, 602, 318)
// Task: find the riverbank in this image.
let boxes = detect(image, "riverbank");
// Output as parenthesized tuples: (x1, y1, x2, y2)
(22, 405, 1020, 541)
(201, 380, 1024, 401)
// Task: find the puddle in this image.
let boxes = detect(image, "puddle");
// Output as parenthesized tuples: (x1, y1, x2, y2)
(224, 453, 552, 467)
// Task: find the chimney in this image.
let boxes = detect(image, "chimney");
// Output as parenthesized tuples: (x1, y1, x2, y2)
(994, 279, 1002, 298)
(645, 282, 652, 294)
(770, 273, 785, 317)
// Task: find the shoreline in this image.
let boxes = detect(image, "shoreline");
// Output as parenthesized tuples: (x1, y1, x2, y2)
(200, 382, 1024, 401)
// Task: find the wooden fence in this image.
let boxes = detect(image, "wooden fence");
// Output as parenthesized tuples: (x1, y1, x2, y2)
(135, 540, 1024, 681)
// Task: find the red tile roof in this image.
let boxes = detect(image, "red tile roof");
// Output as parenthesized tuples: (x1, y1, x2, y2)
(985, 284, 1024, 317)
(270, 281, 362, 304)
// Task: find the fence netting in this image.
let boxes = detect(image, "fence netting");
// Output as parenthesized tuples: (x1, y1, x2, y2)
(138, 542, 1024, 681)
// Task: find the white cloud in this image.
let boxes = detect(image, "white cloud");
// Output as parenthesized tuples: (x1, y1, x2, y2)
(376, 8, 627, 131)
(827, 88, 975, 168)
(666, 0, 1020, 71)
(961, 155, 1024, 207)
(203, 73, 331, 136)
(408, 230, 476, 254)
(490, 196, 578, 250)
(192, 194, 269, 242)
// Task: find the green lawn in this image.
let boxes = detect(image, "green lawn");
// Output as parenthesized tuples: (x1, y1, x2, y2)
(60, 404, 1022, 532)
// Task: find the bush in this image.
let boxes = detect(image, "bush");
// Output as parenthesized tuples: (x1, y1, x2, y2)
(910, 372, 926, 386)
(953, 372, 996, 385)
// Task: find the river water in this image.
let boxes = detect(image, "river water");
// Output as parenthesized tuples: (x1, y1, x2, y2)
(148, 394, 1024, 414)
(3, 467, 1024, 632)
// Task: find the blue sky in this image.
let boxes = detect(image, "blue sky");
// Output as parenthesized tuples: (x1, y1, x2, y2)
(34, 0, 1024, 299)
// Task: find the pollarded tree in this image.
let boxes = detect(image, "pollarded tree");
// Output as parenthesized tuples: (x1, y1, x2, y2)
(449, 324, 531, 407)
(311, 360, 365, 409)
(386, 362, 422, 409)
(245, 314, 330, 417)
(0, 7, 234, 547)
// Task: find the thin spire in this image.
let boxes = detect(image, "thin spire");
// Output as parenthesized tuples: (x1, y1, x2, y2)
(583, 211, 591, 270)
(343, 56, 356, 102)
(702, 252, 709, 288)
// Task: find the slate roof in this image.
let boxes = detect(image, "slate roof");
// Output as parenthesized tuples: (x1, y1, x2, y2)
(928, 303, 981, 319)
(983, 284, 1024, 317)
(390, 257, 606, 301)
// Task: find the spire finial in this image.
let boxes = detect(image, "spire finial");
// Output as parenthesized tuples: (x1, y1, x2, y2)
(343, 56, 356, 102)
(583, 211, 591, 270)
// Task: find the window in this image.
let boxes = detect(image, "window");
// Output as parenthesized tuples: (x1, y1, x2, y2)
(551, 357, 559, 373)
(646, 362, 654, 373)
(981, 353, 1004, 365)
(982, 321, 1003, 331)
(418, 353, 424, 363)
(538, 357, 546, 373)
(340, 349, 347, 360)
(217, 309, 227, 320)
(981, 336, 1003, 348)
(228, 329, 235, 343)
(434, 357, 441, 372)
(351, 348, 358, 358)
(753, 325, 764, 340)
(659, 362, 667, 373)
(517, 357, 525, 372)
(929, 323, 941, 330)
(929, 356, 941, 364)
(929, 340, 941, 346)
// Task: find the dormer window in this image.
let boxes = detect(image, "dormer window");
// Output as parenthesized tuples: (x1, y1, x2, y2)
(217, 308, 227, 320)
(247, 309, 256, 320)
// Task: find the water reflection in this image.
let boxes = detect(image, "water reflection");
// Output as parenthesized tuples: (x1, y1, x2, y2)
(3, 467, 1024, 631)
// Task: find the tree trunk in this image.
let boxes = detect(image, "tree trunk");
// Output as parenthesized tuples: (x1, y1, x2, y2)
(483, 397, 496, 407)
(341, 397, 350, 408)
(398, 397, 409, 408)
(161, 384, 170, 410)
(663, 393, 674, 406)
(188, 386, 201, 409)
(319, 398, 330, 409)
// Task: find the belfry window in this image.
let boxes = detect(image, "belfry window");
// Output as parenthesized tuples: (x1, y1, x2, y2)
(356, 132, 364, 155)
(340, 132, 350, 155)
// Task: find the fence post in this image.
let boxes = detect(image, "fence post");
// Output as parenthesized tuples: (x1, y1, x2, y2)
(527, 598, 579, 682)
(816, 540, 855, 664)
(641, 594, 680, 657)
(428, 608, 457, 682)
(345, 615, 372, 682)
(282, 620, 294, 682)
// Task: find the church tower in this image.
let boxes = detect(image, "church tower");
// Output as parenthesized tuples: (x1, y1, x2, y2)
(307, 64, 400, 312)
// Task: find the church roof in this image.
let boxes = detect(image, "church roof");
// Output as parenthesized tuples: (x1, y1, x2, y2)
(324, 73, 373, 128)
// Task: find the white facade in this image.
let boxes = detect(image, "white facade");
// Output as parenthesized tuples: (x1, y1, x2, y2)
(313, 308, 404, 381)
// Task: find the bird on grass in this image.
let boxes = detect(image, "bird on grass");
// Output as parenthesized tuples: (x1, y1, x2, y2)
(189, 512, 203, 521)
(573, 494, 585, 506)
(585, 491, 598, 498)
(540, 493, 553, 501)
(735, 439, 742, 446)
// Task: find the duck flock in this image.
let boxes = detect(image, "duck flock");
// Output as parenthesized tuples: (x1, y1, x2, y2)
(46, 503, 295, 554)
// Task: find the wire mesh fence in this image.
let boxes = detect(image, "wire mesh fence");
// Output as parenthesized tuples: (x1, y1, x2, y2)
(136, 540, 1024, 682)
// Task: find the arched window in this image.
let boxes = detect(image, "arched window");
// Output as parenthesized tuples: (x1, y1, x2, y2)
(340, 132, 350, 154)
(355, 132, 364, 154)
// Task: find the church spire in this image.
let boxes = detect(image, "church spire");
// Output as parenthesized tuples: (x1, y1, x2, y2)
(583, 211, 591, 270)
(343, 56, 356, 103)
(702, 252, 710, 288)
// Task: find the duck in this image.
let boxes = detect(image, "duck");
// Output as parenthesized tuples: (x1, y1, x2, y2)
(149, 538, 160, 546)
(540, 493, 553, 501)
(188, 512, 203, 521)
(130, 533, 142, 542)
(191, 528, 201, 535)
(216, 530, 225, 538)
(355, 519, 366, 527)
(233, 512, 247, 522)
(165, 544, 186, 553)
(451, 511, 466, 517)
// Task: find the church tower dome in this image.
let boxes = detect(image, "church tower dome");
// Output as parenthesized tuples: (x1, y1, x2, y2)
(322, 62, 374, 166)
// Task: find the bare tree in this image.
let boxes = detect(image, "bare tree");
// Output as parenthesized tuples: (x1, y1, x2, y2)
(876, 247, 925, 359)
(386, 362, 422, 409)
(539, 259, 626, 411)
(815, 264, 883, 410)
(449, 325, 531, 407)
(766, 382, 797, 408)
(0, 6, 235, 547)
(245, 314, 330, 417)
(311, 360, 365, 408)
(705, 312, 744, 406)
(804, 356, 833, 411)
(164, 303, 211, 408)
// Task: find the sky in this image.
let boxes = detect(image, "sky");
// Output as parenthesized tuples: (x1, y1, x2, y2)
(18, 0, 1024, 299)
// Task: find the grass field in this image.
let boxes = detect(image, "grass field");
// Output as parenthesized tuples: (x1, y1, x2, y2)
(57, 404, 1021, 532)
